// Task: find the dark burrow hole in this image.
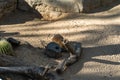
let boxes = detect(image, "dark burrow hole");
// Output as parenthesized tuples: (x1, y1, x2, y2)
(55, 46, 59, 50)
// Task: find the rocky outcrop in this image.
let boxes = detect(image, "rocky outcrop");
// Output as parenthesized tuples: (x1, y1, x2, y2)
(17, 0, 116, 20)
(0, 0, 117, 20)
(0, 0, 17, 19)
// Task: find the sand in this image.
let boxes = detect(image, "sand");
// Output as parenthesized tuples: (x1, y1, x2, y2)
(0, 2, 120, 80)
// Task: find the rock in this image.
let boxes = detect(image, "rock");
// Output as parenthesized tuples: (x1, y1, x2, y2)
(17, 0, 42, 11)
(0, 13, 3, 18)
(0, 9, 3, 12)
(101, 0, 114, 6)
(29, 0, 117, 20)
(82, 0, 101, 12)
(17, 0, 32, 11)
(0, 0, 117, 20)
(0, 0, 16, 19)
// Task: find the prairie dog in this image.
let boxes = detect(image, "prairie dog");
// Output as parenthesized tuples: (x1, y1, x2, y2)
(52, 34, 68, 49)
(52, 34, 79, 55)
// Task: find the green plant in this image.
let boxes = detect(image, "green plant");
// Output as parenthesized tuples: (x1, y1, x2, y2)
(0, 39, 14, 56)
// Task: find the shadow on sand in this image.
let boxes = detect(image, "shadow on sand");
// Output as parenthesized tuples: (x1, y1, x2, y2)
(0, 31, 20, 37)
(61, 44, 120, 80)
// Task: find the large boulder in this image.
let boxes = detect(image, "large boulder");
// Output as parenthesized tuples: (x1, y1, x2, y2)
(34, 0, 82, 20)
(17, 0, 81, 20)
(101, 0, 115, 6)
(0, 0, 117, 20)
(35, 0, 116, 20)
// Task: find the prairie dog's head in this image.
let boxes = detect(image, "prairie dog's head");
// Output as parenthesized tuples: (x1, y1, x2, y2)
(52, 34, 64, 47)
(52, 34, 64, 42)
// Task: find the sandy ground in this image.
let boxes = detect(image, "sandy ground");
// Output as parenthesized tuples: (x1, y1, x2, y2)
(0, 2, 120, 80)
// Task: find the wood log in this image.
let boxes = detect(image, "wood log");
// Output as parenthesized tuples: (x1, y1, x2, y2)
(0, 66, 46, 80)
(56, 58, 67, 74)
(0, 55, 55, 80)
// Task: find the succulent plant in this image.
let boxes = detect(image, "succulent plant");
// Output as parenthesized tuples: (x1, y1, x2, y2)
(0, 39, 14, 56)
